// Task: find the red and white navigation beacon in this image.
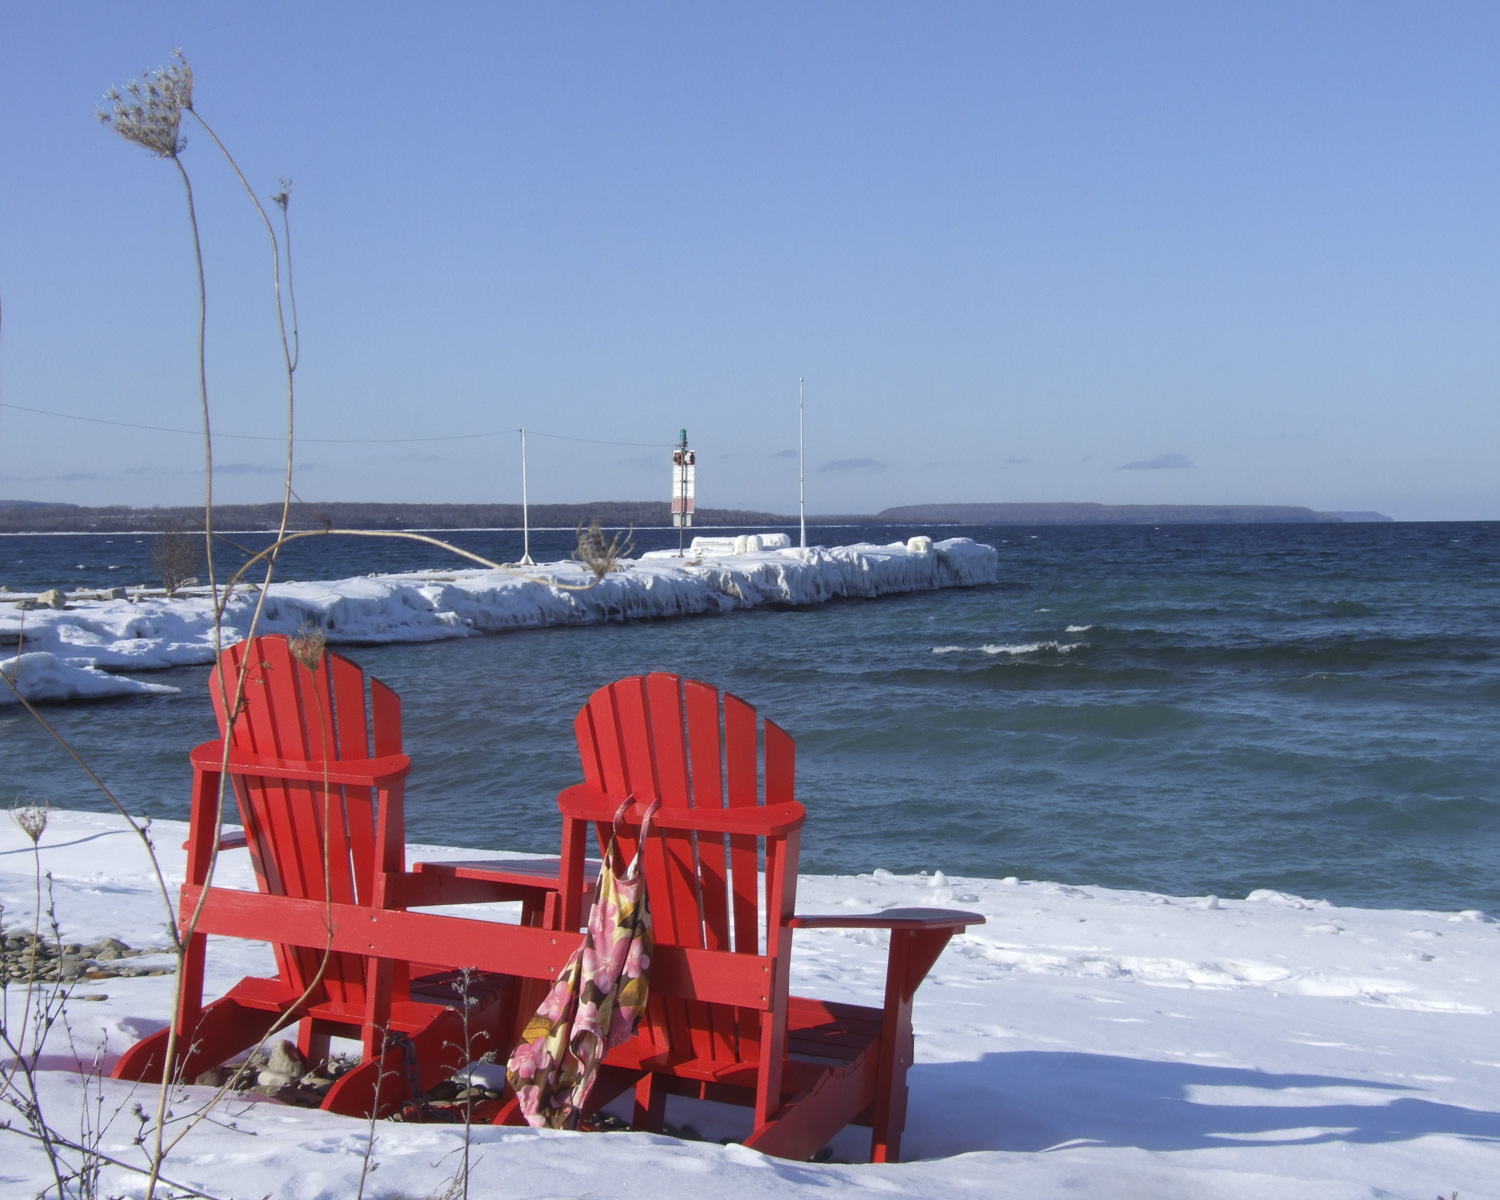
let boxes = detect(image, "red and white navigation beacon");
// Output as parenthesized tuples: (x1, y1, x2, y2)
(671, 428, 696, 555)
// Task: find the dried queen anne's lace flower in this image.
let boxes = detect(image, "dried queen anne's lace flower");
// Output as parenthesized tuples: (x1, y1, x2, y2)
(11, 804, 50, 845)
(97, 51, 194, 158)
(287, 625, 327, 671)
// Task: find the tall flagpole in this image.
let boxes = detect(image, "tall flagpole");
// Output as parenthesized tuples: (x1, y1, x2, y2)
(799, 377, 806, 549)
(519, 427, 534, 565)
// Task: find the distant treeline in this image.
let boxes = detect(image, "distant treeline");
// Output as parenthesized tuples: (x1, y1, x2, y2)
(0, 499, 1394, 533)
(876, 503, 1393, 524)
(0, 501, 798, 534)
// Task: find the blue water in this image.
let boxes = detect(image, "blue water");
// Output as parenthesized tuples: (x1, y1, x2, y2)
(4, 521, 1499, 913)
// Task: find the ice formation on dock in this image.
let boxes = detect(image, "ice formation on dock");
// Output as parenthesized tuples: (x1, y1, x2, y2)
(0, 537, 996, 704)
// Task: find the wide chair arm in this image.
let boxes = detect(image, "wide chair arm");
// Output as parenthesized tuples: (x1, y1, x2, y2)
(789, 907, 984, 933)
(790, 906, 985, 1006)
(403, 857, 597, 923)
(558, 784, 805, 836)
(189, 739, 412, 788)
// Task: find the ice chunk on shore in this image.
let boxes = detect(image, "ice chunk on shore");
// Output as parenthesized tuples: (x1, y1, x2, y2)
(0, 651, 179, 705)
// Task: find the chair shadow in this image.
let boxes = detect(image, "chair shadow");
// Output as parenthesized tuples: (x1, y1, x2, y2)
(903, 1051, 1500, 1158)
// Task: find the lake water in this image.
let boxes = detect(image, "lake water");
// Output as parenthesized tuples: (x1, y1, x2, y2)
(4, 521, 1499, 913)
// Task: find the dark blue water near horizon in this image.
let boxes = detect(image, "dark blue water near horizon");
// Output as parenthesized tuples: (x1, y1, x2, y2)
(4, 521, 1499, 914)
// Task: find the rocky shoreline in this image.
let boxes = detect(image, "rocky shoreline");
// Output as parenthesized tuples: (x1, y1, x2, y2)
(1, 930, 175, 996)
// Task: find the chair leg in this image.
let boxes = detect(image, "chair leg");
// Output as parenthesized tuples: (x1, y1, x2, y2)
(360, 958, 396, 1062)
(869, 928, 953, 1163)
(113, 993, 284, 1086)
(298, 1020, 331, 1069)
(869, 1021, 914, 1163)
(632, 1074, 667, 1132)
(582, 1064, 636, 1118)
(176, 931, 209, 1044)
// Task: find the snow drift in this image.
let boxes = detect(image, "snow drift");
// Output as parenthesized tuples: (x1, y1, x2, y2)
(1, 810, 1494, 1199)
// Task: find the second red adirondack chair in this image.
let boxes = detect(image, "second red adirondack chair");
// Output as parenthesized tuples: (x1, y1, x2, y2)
(538, 672, 984, 1162)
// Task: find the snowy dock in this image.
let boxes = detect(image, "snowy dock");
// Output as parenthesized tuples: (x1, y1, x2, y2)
(0, 536, 996, 704)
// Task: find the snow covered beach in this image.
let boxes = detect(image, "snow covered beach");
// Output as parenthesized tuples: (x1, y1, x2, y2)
(0, 536, 996, 705)
(1, 809, 1495, 1198)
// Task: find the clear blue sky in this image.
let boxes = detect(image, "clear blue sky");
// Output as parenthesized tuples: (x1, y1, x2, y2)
(2, 1, 1498, 519)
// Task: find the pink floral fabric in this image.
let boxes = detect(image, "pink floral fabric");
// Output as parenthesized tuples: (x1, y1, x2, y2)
(506, 799, 660, 1129)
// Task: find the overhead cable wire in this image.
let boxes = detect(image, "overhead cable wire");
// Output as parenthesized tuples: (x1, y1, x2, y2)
(0, 400, 671, 448)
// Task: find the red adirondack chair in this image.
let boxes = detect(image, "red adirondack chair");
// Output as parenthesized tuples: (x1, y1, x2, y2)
(537, 672, 984, 1163)
(112, 634, 580, 1116)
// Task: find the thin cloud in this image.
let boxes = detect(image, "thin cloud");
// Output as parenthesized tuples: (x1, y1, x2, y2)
(821, 457, 886, 472)
(216, 462, 284, 476)
(773, 449, 798, 459)
(0, 470, 104, 482)
(1120, 453, 1192, 470)
(1, 462, 304, 484)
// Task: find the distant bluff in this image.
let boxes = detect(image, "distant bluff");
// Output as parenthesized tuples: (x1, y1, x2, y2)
(0, 499, 1394, 533)
(875, 503, 1393, 524)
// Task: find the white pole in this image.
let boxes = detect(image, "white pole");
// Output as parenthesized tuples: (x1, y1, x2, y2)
(519, 427, 534, 565)
(799, 377, 806, 549)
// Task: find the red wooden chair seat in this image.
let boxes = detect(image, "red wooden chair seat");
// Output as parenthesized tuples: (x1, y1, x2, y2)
(522, 673, 984, 1162)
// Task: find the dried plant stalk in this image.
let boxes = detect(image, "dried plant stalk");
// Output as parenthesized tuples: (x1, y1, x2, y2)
(574, 521, 634, 582)
(151, 521, 203, 597)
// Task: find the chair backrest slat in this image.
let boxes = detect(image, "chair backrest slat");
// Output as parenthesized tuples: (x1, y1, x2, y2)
(762, 719, 795, 914)
(678, 679, 739, 1060)
(261, 637, 311, 758)
(723, 693, 761, 958)
(306, 652, 339, 761)
(371, 678, 402, 759)
(331, 655, 378, 903)
(615, 678, 657, 801)
(685, 680, 731, 953)
(646, 674, 692, 808)
(332, 655, 368, 761)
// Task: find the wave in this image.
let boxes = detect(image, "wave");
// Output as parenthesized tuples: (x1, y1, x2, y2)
(933, 641, 1086, 656)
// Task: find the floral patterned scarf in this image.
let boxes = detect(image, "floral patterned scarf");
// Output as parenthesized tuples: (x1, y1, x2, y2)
(506, 798, 660, 1129)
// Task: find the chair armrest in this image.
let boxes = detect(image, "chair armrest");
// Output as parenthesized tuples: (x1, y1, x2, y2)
(559, 784, 805, 837)
(190, 741, 411, 787)
(789, 907, 985, 932)
(399, 859, 603, 927)
(412, 857, 600, 891)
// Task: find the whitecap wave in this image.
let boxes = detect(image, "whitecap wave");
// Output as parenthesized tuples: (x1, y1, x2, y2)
(933, 641, 1085, 656)
(980, 640, 1084, 655)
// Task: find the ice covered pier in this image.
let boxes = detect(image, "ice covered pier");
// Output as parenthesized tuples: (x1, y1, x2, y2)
(0, 535, 996, 704)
